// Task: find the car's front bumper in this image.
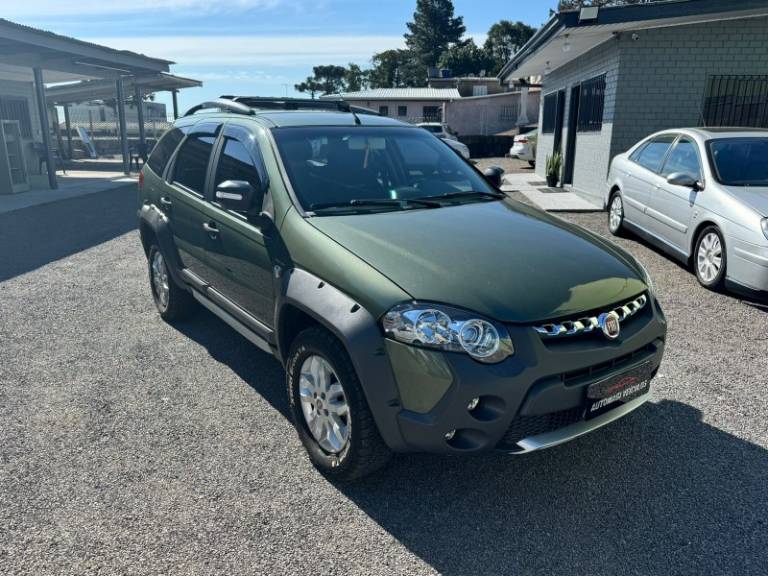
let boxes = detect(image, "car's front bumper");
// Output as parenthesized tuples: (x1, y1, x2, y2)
(386, 293, 666, 454)
(728, 235, 768, 292)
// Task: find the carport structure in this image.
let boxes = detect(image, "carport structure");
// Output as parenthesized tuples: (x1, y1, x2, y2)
(0, 18, 200, 191)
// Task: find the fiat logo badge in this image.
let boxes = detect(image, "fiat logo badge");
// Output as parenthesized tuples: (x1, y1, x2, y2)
(599, 311, 621, 340)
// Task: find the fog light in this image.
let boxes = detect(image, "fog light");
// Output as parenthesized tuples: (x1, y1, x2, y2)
(444, 429, 456, 440)
(467, 397, 480, 411)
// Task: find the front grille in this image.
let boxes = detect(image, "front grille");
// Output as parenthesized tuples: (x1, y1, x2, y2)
(534, 294, 647, 339)
(561, 341, 657, 387)
(499, 407, 584, 450)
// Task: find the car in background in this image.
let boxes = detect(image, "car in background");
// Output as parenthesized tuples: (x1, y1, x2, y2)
(606, 128, 768, 294)
(442, 137, 471, 160)
(417, 122, 470, 159)
(510, 130, 537, 166)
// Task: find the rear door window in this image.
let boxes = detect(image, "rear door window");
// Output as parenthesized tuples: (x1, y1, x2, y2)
(172, 134, 216, 194)
(146, 127, 184, 176)
(634, 135, 676, 173)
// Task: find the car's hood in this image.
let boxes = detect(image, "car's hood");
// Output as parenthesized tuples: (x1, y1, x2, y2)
(722, 186, 768, 216)
(308, 199, 647, 323)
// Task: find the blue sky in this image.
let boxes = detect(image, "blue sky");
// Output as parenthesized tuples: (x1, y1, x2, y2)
(5, 0, 558, 116)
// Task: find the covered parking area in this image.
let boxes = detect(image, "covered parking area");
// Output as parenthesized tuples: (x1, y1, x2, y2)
(0, 18, 200, 193)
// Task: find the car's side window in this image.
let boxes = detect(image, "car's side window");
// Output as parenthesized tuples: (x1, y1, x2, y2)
(172, 134, 217, 195)
(146, 127, 185, 177)
(660, 138, 701, 180)
(634, 135, 676, 173)
(214, 137, 263, 196)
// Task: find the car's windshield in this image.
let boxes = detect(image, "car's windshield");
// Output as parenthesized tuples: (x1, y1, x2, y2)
(272, 126, 496, 214)
(708, 137, 768, 186)
(421, 125, 443, 133)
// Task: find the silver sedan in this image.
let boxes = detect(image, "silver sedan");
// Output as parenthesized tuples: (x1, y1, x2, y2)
(605, 128, 768, 295)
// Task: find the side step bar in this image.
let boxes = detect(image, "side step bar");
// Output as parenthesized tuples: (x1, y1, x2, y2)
(191, 290, 274, 356)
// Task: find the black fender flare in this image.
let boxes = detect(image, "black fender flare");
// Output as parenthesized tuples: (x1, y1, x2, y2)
(276, 268, 408, 451)
(138, 204, 187, 288)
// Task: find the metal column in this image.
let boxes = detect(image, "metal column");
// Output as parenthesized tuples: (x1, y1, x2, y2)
(63, 104, 73, 160)
(134, 85, 146, 163)
(33, 67, 57, 189)
(172, 89, 179, 120)
(115, 78, 130, 175)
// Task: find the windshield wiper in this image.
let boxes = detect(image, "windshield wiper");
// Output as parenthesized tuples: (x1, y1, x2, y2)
(413, 190, 506, 203)
(310, 198, 442, 212)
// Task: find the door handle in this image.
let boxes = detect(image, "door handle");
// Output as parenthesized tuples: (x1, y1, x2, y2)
(202, 221, 219, 238)
(159, 196, 172, 209)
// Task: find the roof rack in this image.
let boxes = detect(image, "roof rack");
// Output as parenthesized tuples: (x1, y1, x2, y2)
(183, 98, 255, 117)
(220, 95, 380, 116)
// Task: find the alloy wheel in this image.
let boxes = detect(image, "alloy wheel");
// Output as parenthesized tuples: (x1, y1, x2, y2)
(697, 232, 723, 283)
(151, 251, 170, 309)
(609, 195, 623, 233)
(298, 355, 350, 453)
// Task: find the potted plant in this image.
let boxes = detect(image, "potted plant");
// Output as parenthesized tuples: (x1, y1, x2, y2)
(545, 152, 562, 187)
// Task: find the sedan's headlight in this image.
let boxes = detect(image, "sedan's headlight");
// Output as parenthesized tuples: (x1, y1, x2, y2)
(382, 303, 514, 363)
(761, 218, 768, 241)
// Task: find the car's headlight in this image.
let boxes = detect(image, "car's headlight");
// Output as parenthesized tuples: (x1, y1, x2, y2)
(382, 303, 514, 363)
(761, 218, 768, 241)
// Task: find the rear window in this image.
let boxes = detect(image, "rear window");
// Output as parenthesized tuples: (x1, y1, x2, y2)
(708, 137, 768, 186)
(146, 128, 184, 176)
(172, 135, 216, 194)
(634, 135, 676, 173)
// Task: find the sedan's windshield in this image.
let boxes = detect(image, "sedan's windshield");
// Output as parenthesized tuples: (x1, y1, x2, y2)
(272, 126, 495, 214)
(708, 137, 768, 186)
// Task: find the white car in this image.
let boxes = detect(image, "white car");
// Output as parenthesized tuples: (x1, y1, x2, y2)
(606, 127, 768, 294)
(509, 130, 537, 166)
(442, 137, 470, 160)
(417, 122, 457, 141)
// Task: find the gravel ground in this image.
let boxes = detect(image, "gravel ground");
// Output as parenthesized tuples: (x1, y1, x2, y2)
(1, 185, 767, 575)
(474, 156, 533, 174)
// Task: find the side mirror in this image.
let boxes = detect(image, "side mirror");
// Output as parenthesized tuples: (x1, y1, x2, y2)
(215, 179, 263, 213)
(483, 165, 505, 188)
(667, 172, 701, 190)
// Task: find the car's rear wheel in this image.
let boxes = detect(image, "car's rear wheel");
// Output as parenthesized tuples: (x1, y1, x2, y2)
(694, 226, 726, 290)
(148, 245, 195, 321)
(286, 327, 391, 481)
(608, 192, 625, 236)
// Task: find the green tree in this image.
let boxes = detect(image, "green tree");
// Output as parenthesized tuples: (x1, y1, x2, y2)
(404, 0, 466, 70)
(344, 63, 369, 92)
(437, 40, 493, 77)
(295, 65, 349, 97)
(369, 49, 423, 88)
(484, 20, 536, 74)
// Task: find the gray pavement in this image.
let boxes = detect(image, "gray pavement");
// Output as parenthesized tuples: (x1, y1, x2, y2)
(1, 184, 767, 575)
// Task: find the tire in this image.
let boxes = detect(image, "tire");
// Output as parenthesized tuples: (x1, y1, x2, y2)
(694, 226, 726, 291)
(286, 327, 391, 481)
(608, 191, 625, 236)
(148, 244, 195, 321)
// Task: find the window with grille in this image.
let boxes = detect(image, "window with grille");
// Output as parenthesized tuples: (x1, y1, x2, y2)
(0, 97, 33, 138)
(703, 75, 768, 128)
(541, 93, 557, 134)
(422, 106, 442, 122)
(577, 74, 606, 132)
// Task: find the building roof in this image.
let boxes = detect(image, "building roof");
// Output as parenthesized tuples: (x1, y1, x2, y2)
(322, 88, 461, 101)
(498, 0, 768, 80)
(45, 74, 202, 104)
(0, 18, 173, 83)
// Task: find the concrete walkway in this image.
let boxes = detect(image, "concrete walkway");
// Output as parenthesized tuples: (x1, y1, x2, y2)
(0, 172, 137, 215)
(501, 172, 601, 212)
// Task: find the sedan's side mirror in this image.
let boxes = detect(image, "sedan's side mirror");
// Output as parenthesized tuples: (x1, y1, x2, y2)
(483, 166, 505, 188)
(667, 172, 702, 190)
(215, 179, 264, 213)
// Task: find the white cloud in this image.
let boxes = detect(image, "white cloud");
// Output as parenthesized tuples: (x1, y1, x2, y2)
(86, 34, 407, 66)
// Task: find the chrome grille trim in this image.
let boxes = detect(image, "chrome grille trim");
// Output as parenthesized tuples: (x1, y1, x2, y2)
(534, 294, 648, 338)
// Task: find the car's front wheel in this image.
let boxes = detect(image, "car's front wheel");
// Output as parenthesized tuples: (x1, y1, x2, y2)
(608, 191, 625, 236)
(286, 327, 391, 481)
(694, 226, 726, 290)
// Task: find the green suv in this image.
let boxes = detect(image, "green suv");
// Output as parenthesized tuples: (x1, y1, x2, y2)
(139, 97, 667, 480)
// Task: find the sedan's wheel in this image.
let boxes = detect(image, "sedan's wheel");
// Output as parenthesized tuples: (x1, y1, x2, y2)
(608, 193, 624, 236)
(148, 245, 195, 321)
(694, 227, 726, 290)
(287, 327, 391, 481)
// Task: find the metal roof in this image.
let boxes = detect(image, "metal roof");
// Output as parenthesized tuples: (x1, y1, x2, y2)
(45, 74, 202, 104)
(498, 0, 768, 80)
(322, 88, 461, 101)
